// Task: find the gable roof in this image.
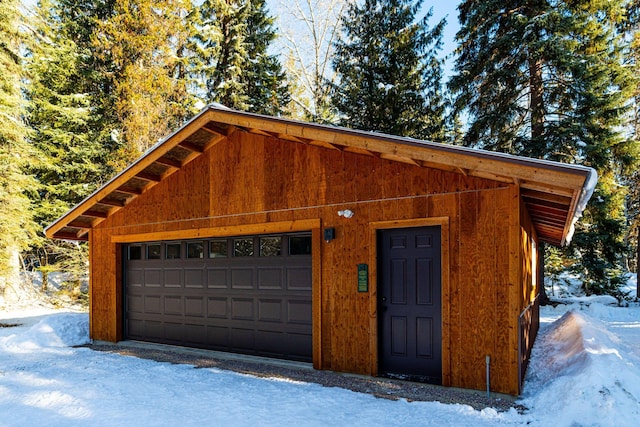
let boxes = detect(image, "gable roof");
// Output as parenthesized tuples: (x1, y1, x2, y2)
(45, 104, 596, 246)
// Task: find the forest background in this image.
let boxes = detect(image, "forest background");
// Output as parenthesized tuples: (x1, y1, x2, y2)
(0, 0, 638, 304)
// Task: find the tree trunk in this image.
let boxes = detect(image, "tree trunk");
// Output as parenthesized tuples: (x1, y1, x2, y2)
(0, 247, 22, 305)
(538, 242, 551, 306)
(529, 56, 545, 155)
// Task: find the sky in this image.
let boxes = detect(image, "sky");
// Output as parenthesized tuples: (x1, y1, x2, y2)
(267, 0, 461, 79)
(1, 281, 639, 426)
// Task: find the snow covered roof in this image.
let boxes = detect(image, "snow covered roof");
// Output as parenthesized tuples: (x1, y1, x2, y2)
(45, 104, 596, 246)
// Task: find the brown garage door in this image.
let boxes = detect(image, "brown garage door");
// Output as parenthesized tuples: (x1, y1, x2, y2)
(124, 233, 312, 362)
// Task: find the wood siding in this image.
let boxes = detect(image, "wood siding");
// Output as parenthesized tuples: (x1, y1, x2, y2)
(90, 130, 528, 395)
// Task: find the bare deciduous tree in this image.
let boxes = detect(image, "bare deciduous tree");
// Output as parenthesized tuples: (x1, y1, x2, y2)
(272, 0, 346, 121)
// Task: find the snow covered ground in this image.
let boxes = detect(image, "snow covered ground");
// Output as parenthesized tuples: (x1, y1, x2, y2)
(1, 289, 638, 426)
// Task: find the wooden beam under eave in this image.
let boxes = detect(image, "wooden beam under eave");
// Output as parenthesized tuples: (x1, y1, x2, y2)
(225, 125, 238, 137)
(135, 172, 162, 182)
(82, 210, 109, 219)
(529, 210, 567, 224)
(524, 197, 571, 213)
(155, 156, 182, 169)
(420, 160, 464, 175)
(522, 189, 573, 206)
(67, 220, 92, 230)
(526, 203, 569, 219)
(277, 133, 307, 143)
(115, 186, 144, 196)
(343, 146, 376, 157)
(466, 170, 516, 185)
(203, 134, 226, 151)
(201, 123, 227, 137)
(535, 221, 564, 232)
(52, 231, 89, 241)
(179, 140, 205, 153)
(519, 180, 576, 199)
(45, 112, 216, 239)
(247, 127, 275, 137)
(96, 198, 126, 208)
(380, 153, 420, 166)
(309, 140, 340, 150)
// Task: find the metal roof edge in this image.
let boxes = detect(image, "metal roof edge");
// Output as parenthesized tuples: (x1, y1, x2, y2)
(563, 167, 598, 246)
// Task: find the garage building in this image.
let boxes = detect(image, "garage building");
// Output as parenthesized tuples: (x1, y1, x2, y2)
(46, 105, 596, 395)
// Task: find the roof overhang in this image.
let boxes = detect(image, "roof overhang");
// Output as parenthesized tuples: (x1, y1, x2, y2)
(45, 104, 596, 246)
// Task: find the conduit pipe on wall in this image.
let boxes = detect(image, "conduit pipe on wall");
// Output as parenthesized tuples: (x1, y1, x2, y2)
(486, 355, 491, 398)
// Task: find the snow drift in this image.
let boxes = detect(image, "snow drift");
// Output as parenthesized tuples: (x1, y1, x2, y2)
(522, 309, 640, 426)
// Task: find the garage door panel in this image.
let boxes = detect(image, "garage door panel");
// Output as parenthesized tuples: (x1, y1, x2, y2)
(144, 295, 162, 314)
(184, 323, 206, 345)
(258, 299, 283, 322)
(165, 322, 183, 341)
(185, 269, 204, 288)
(185, 296, 205, 317)
(207, 269, 228, 289)
(231, 298, 254, 320)
(207, 325, 229, 348)
(231, 268, 253, 289)
(164, 296, 182, 315)
(125, 233, 312, 362)
(144, 269, 162, 287)
(128, 295, 144, 313)
(255, 330, 283, 353)
(145, 320, 163, 339)
(258, 268, 283, 289)
(287, 267, 312, 290)
(164, 269, 182, 288)
(286, 332, 314, 359)
(230, 327, 254, 350)
(127, 319, 145, 338)
(288, 299, 312, 324)
(128, 269, 144, 287)
(207, 297, 228, 318)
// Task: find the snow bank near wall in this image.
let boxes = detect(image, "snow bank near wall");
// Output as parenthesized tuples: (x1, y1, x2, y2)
(522, 310, 640, 427)
(0, 313, 89, 353)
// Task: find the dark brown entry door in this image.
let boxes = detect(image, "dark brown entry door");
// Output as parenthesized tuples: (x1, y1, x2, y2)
(378, 226, 442, 383)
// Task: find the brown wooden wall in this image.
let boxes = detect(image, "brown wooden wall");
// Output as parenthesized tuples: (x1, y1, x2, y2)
(90, 130, 529, 395)
(517, 197, 540, 393)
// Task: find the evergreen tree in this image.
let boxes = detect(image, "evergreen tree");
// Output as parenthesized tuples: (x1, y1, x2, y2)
(241, 0, 289, 115)
(450, 0, 637, 296)
(22, 0, 119, 287)
(27, 0, 113, 229)
(94, 0, 196, 164)
(619, 2, 640, 293)
(193, 0, 249, 108)
(0, 0, 36, 298)
(192, 0, 289, 114)
(330, 0, 447, 140)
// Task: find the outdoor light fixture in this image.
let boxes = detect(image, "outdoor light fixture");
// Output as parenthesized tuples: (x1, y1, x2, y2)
(337, 209, 354, 218)
(324, 228, 335, 242)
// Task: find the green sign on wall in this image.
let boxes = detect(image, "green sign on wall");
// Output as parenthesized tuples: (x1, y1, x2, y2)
(357, 264, 368, 292)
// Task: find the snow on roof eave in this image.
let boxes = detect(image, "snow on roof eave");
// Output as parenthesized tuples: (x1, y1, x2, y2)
(563, 167, 598, 246)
